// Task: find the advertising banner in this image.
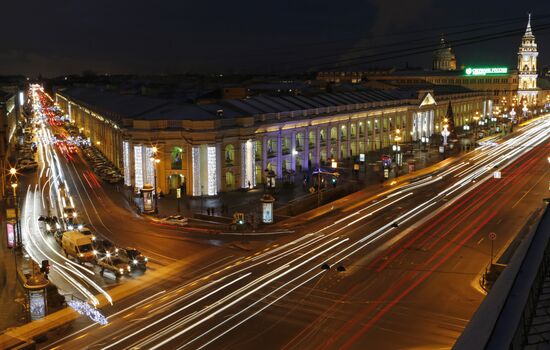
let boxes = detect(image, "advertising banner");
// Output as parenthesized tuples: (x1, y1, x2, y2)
(6, 222, 15, 249)
(29, 290, 46, 321)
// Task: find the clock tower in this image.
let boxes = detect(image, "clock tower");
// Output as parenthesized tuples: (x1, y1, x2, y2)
(517, 14, 539, 105)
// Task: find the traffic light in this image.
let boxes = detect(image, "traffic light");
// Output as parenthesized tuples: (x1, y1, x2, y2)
(40, 260, 50, 277)
(331, 177, 337, 186)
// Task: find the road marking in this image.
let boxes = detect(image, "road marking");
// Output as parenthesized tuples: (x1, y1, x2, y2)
(511, 167, 549, 208)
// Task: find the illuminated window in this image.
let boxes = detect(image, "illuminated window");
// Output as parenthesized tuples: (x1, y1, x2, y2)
(123, 141, 131, 187)
(134, 145, 143, 190)
(145, 147, 155, 188)
(192, 147, 201, 196)
(171, 147, 183, 169)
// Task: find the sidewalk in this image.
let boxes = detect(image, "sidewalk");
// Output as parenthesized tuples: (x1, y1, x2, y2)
(0, 203, 27, 331)
(126, 143, 453, 226)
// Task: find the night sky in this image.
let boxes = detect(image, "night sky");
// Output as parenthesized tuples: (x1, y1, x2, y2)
(1, 0, 549, 77)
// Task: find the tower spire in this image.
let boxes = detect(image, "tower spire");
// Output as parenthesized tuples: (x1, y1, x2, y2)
(525, 13, 533, 37)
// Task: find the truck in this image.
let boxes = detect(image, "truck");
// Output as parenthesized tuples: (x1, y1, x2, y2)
(62, 231, 95, 264)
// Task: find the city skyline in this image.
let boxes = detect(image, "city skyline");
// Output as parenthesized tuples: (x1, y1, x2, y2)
(1, 3, 550, 349)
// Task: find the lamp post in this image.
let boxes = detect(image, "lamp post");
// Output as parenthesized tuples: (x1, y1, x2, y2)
(11, 181, 21, 248)
(473, 112, 480, 143)
(510, 108, 516, 132)
(150, 147, 160, 214)
(393, 129, 402, 176)
(421, 136, 429, 152)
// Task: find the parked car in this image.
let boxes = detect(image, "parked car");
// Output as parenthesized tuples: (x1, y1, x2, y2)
(18, 159, 38, 171)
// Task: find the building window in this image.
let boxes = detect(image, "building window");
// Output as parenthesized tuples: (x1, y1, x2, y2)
(171, 147, 183, 170)
(225, 144, 235, 166)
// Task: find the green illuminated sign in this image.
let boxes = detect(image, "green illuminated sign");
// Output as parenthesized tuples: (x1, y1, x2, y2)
(464, 67, 508, 76)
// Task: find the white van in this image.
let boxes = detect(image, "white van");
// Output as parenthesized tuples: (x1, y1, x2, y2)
(62, 231, 94, 264)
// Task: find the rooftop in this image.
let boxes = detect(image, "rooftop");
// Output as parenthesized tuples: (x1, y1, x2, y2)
(58, 84, 478, 125)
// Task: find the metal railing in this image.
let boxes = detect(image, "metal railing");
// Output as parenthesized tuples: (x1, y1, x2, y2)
(454, 200, 550, 350)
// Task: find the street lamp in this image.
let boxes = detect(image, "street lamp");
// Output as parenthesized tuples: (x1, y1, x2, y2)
(150, 147, 161, 214)
(421, 136, 429, 152)
(473, 112, 480, 143)
(393, 129, 402, 174)
(11, 181, 21, 248)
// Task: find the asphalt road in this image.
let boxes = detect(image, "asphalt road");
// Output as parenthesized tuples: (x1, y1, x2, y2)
(20, 88, 250, 305)
(36, 114, 550, 350)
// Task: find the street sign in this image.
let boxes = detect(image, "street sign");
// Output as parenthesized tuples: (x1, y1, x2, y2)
(359, 153, 365, 162)
(489, 232, 497, 240)
(176, 188, 181, 199)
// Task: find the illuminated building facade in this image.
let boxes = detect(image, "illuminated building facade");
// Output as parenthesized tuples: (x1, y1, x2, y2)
(56, 86, 489, 197)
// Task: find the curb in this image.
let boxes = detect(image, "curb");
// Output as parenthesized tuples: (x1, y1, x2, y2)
(219, 230, 294, 236)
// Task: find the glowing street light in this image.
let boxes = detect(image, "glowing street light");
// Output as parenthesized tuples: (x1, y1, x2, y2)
(150, 148, 161, 213)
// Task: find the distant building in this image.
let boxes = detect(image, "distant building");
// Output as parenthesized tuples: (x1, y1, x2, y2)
(517, 14, 539, 104)
(433, 36, 457, 71)
(0, 90, 19, 199)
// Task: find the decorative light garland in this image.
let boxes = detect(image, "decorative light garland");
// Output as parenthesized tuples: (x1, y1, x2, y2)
(67, 300, 108, 325)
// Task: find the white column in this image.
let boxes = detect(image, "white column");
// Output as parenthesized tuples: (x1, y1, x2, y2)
(241, 139, 256, 188)
(192, 146, 201, 196)
(290, 131, 296, 171)
(315, 126, 326, 168)
(304, 127, 310, 171)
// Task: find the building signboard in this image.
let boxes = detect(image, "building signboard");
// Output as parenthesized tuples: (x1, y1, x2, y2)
(464, 67, 508, 76)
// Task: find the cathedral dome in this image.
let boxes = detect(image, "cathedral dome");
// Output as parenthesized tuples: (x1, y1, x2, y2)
(433, 36, 457, 71)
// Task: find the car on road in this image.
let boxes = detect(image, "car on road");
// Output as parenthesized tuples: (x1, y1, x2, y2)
(62, 231, 95, 264)
(54, 230, 64, 245)
(63, 206, 77, 222)
(120, 248, 148, 270)
(97, 257, 131, 278)
(79, 227, 96, 241)
(93, 238, 118, 258)
(17, 159, 38, 171)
